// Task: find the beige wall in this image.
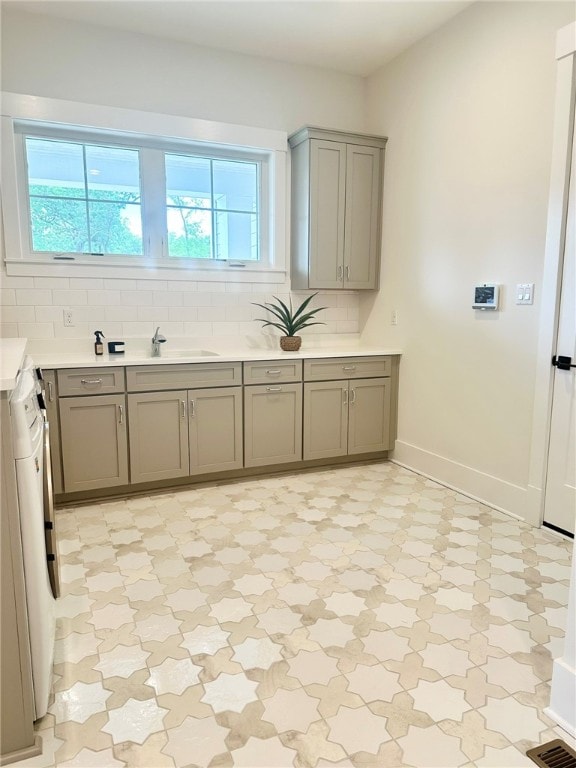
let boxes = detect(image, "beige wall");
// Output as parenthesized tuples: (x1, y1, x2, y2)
(0, 9, 366, 341)
(0, 9, 366, 135)
(361, 1, 575, 519)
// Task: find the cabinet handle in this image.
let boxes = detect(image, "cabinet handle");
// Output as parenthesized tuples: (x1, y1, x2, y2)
(47, 381, 54, 402)
(81, 378, 103, 385)
(181, 400, 186, 419)
(189, 399, 195, 418)
(343, 388, 348, 406)
(337, 265, 343, 280)
(342, 366, 356, 372)
(118, 404, 124, 424)
(350, 389, 356, 405)
(345, 265, 350, 281)
(266, 369, 282, 375)
(266, 386, 282, 392)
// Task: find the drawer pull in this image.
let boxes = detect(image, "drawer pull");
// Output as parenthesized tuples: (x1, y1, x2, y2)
(118, 404, 124, 424)
(189, 399, 195, 418)
(266, 386, 282, 392)
(342, 366, 356, 372)
(343, 388, 348, 406)
(350, 389, 356, 405)
(266, 369, 282, 375)
(81, 378, 103, 385)
(181, 400, 186, 419)
(47, 381, 54, 402)
(345, 265, 350, 280)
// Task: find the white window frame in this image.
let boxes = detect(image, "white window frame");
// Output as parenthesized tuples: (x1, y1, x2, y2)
(1, 92, 288, 283)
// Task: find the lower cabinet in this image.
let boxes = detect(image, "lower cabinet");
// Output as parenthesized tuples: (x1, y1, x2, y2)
(59, 394, 129, 492)
(189, 387, 243, 475)
(244, 383, 303, 467)
(128, 391, 189, 484)
(127, 387, 243, 483)
(303, 378, 391, 460)
(50, 355, 396, 497)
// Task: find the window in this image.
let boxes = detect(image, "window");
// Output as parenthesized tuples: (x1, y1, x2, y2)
(25, 138, 143, 256)
(2, 96, 287, 280)
(165, 153, 259, 261)
(20, 131, 263, 265)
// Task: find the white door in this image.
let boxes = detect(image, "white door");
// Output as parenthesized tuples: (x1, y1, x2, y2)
(544, 124, 576, 536)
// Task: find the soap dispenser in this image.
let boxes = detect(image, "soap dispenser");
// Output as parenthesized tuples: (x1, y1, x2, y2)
(94, 330, 105, 356)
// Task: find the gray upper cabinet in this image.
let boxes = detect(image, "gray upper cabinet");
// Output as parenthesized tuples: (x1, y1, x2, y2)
(288, 127, 387, 291)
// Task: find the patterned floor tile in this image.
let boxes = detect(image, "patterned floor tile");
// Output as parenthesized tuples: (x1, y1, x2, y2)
(33, 461, 572, 767)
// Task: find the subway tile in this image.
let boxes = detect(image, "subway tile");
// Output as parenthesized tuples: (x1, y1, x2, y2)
(18, 322, 55, 338)
(168, 307, 198, 322)
(121, 291, 153, 306)
(137, 306, 170, 321)
(225, 305, 254, 322)
(153, 291, 182, 306)
(0, 322, 19, 337)
(211, 321, 241, 336)
(104, 279, 137, 290)
(122, 321, 155, 336)
(36, 306, 66, 323)
(183, 321, 213, 336)
(137, 280, 167, 291)
(34, 277, 70, 290)
(104, 306, 138, 322)
(196, 307, 222, 322)
(87, 290, 121, 306)
(69, 278, 104, 290)
(1, 305, 36, 323)
(1, 276, 34, 289)
(0, 289, 16, 305)
(182, 292, 211, 307)
(152, 321, 184, 336)
(171, 281, 197, 291)
(16, 289, 53, 305)
(211, 292, 238, 307)
(52, 290, 88, 306)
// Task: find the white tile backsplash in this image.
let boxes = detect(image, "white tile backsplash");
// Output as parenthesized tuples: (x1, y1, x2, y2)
(0, 269, 361, 341)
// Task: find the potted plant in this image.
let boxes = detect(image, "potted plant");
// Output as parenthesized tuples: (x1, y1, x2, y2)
(253, 293, 327, 351)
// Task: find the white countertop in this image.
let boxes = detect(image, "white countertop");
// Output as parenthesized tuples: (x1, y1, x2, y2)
(26, 337, 401, 370)
(0, 338, 27, 390)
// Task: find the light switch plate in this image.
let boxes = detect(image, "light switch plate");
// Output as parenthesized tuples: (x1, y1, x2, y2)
(516, 283, 534, 305)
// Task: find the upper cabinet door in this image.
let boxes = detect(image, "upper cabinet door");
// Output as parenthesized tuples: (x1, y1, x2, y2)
(289, 127, 386, 291)
(343, 144, 382, 290)
(309, 140, 347, 289)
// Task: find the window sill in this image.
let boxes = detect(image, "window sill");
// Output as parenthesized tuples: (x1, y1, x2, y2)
(4, 258, 287, 283)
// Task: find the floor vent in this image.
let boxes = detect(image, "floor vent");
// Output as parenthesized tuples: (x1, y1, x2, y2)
(527, 739, 576, 768)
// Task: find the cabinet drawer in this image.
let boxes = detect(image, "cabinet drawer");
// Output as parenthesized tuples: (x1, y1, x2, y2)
(243, 360, 303, 384)
(304, 356, 391, 381)
(126, 362, 242, 392)
(57, 367, 125, 396)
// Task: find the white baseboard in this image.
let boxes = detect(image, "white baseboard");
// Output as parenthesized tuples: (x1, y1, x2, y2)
(392, 440, 531, 524)
(545, 657, 576, 737)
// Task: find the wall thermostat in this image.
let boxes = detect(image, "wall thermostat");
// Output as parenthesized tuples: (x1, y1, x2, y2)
(473, 284, 499, 310)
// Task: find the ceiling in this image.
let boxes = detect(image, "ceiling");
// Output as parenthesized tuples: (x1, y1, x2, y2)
(5, 1, 473, 76)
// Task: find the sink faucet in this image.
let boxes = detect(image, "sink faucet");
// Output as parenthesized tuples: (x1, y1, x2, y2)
(151, 327, 166, 357)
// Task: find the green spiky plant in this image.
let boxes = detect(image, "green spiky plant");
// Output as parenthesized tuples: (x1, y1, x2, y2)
(253, 293, 327, 337)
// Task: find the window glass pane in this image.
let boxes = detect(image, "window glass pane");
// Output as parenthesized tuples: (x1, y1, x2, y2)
(85, 145, 141, 201)
(29, 197, 89, 252)
(167, 207, 212, 258)
(214, 212, 258, 261)
(166, 154, 211, 208)
(88, 201, 143, 255)
(213, 160, 257, 212)
(26, 138, 85, 199)
(25, 137, 144, 255)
